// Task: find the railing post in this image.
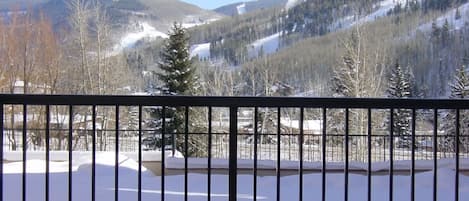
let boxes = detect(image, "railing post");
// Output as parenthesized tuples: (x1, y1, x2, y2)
(229, 106, 238, 201)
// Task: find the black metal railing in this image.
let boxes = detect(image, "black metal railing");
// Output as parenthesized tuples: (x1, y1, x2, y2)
(1, 94, 469, 201)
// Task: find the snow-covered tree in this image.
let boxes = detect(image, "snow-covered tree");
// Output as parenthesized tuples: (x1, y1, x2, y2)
(387, 62, 413, 148)
(441, 65, 469, 152)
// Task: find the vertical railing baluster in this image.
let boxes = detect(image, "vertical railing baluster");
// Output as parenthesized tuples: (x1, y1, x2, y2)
(207, 107, 211, 201)
(22, 104, 27, 201)
(322, 107, 327, 201)
(344, 108, 349, 201)
(184, 106, 189, 201)
(276, 107, 281, 201)
(68, 105, 73, 201)
(0, 104, 3, 201)
(411, 109, 416, 201)
(172, 106, 176, 157)
(92, 105, 96, 201)
(45, 105, 50, 201)
(367, 108, 372, 201)
(390, 108, 394, 201)
(115, 105, 119, 201)
(229, 106, 238, 201)
(455, 109, 460, 201)
(162, 106, 166, 201)
(253, 107, 258, 201)
(138, 106, 142, 201)
(433, 109, 438, 201)
(299, 107, 304, 201)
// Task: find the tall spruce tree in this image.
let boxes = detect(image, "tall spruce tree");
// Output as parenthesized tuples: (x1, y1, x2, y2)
(158, 23, 197, 95)
(147, 23, 200, 155)
(387, 62, 413, 148)
(441, 65, 469, 152)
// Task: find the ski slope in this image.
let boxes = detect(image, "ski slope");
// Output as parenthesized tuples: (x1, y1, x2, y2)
(247, 32, 281, 58)
(114, 22, 168, 51)
(418, 2, 469, 32)
(190, 43, 211, 59)
(333, 0, 422, 30)
(286, 0, 301, 10)
(237, 3, 247, 15)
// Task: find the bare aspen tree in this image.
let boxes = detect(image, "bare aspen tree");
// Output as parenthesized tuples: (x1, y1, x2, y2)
(331, 26, 387, 161)
(68, 0, 93, 94)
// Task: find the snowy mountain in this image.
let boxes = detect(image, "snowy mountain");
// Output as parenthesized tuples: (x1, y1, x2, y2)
(12, 0, 222, 52)
(0, 0, 48, 11)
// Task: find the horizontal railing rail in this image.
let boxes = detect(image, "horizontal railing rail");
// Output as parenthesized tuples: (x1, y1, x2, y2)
(1, 94, 468, 201)
(2, 94, 469, 108)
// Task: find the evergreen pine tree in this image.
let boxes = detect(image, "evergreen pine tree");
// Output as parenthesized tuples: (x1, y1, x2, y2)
(463, 51, 469, 66)
(441, 65, 469, 152)
(441, 19, 450, 46)
(387, 62, 413, 148)
(146, 23, 201, 156)
(158, 23, 197, 95)
(431, 21, 441, 43)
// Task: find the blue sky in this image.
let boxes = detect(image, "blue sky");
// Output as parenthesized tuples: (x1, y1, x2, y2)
(180, 0, 247, 10)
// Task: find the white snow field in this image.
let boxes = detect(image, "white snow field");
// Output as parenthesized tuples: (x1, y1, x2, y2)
(3, 152, 469, 201)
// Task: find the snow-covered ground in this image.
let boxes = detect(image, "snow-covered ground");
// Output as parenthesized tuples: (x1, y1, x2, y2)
(113, 22, 168, 51)
(3, 153, 469, 201)
(248, 32, 281, 58)
(166, 157, 469, 172)
(190, 43, 211, 59)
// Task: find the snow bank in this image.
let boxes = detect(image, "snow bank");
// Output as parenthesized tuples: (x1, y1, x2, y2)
(3, 154, 469, 201)
(247, 32, 281, 58)
(190, 43, 211, 59)
(166, 157, 469, 172)
(114, 22, 168, 51)
(3, 151, 173, 162)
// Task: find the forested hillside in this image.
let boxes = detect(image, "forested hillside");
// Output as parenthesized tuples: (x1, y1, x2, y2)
(178, 0, 469, 98)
